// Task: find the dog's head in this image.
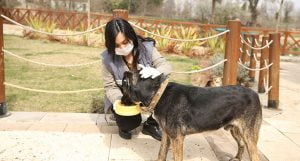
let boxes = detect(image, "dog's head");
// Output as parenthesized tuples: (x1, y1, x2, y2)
(121, 71, 167, 107)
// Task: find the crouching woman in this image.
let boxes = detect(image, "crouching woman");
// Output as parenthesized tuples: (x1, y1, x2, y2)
(101, 18, 172, 140)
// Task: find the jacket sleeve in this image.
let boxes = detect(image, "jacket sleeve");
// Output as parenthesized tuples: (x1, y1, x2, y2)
(101, 60, 123, 103)
(152, 47, 172, 76)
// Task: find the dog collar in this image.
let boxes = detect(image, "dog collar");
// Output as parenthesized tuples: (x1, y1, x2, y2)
(144, 78, 169, 112)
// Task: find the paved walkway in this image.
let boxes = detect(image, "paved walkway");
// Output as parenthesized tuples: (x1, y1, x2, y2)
(1, 58, 300, 160)
(1, 112, 268, 161)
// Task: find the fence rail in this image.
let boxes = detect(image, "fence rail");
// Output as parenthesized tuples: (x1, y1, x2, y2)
(1, 7, 300, 55)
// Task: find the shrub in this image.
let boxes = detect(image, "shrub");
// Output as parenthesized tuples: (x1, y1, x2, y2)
(206, 31, 225, 54)
(155, 26, 172, 51)
(209, 53, 251, 86)
(173, 26, 203, 54)
(24, 16, 57, 41)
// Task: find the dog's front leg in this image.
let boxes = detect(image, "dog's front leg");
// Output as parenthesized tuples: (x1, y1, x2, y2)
(171, 134, 184, 161)
(157, 130, 170, 161)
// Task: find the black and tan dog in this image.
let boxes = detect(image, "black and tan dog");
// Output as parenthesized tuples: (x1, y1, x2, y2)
(121, 71, 262, 161)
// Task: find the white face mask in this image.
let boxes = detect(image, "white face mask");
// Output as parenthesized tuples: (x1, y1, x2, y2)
(115, 42, 134, 56)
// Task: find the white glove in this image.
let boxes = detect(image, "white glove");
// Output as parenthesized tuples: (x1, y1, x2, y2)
(138, 64, 161, 79)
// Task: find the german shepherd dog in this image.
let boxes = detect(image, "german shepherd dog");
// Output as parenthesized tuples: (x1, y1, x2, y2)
(121, 71, 262, 161)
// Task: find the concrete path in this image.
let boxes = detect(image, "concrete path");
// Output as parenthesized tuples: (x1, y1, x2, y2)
(1, 112, 270, 161)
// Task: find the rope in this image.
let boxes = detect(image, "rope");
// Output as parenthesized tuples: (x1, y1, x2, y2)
(255, 39, 260, 47)
(263, 78, 272, 95)
(3, 49, 100, 67)
(266, 40, 270, 48)
(172, 59, 227, 74)
(129, 21, 230, 42)
(240, 35, 273, 50)
(246, 50, 251, 57)
(4, 82, 103, 94)
(238, 58, 273, 71)
(247, 37, 252, 43)
(240, 47, 243, 53)
(264, 60, 268, 67)
(1, 14, 106, 36)
(253, 53, 258, 62)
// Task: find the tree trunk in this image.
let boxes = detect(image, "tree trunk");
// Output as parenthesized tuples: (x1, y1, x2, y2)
(248, 0, 259, 26)
(128, 0, 131, 12)
(250, 8, 258, 26)
(143, 1, 148, 16)
(211, 0, 216, 24)
(276, 0, 285, 32)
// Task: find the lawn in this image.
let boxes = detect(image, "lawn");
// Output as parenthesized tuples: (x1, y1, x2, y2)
(3, 35, 198, 113)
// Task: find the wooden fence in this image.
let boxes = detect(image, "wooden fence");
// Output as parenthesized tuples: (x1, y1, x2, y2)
(0, 8, 282, 117)
(2, 7, 299, 55)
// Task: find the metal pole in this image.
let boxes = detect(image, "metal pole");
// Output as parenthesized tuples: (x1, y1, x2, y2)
(223, 20, 241, 86)
(268, 33, 280, 109)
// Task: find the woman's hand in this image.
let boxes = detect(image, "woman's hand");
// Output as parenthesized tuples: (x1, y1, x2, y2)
(138, 64, 161, 79)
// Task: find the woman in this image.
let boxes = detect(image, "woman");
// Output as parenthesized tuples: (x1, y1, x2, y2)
(101, 18, 172, 140)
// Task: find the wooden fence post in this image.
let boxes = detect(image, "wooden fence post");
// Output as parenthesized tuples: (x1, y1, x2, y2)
(112, 9, 129, 20)
(268, 33, 280, 109)
(0, 7, 8, 116)
(249, 34, 259, 81)
(241, 34, 251, 64)
(281, 32, 289, 55)
(258, 36, 269, 93)
(223, 20, 241, 86)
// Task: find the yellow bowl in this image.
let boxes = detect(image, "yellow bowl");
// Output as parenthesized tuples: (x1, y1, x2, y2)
(114, 100, 141, 116)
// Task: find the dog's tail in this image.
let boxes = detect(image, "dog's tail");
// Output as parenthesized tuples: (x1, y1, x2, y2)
(253, 93, 262, 144)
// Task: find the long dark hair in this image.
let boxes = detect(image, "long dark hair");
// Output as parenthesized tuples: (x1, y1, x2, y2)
(104, 18, 155, 64)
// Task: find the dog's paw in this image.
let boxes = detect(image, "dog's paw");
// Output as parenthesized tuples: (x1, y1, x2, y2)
(229, 158, 240, 161)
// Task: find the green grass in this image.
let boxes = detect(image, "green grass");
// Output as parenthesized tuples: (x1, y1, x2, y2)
(4, 35, 196, 113)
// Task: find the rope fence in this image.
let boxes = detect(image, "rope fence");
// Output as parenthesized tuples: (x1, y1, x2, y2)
(172, 59, 227, 74)
(263, 78, 273, 95)
(239, 47, 243, 53)
(253, 53, 259, 62)
(3, 49, 101, 67)
(247, 37, 252, 43)
(2, 14, 230, 42)
(240, 35, 273, 50)
(246, 49, 251, 57)
(4, 82, 104, 94)
(0, 10, 282, 111)
(238, 58, 273, 71)
(1, 14, 106, 36)
(129, 21, 230, 42)
(255, 39, 260, 47)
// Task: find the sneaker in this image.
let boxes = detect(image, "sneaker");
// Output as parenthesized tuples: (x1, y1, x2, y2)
(119, 129, 132, 140)
(142, 122, 162, 141)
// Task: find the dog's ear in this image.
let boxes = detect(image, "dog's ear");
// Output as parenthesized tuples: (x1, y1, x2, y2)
(157, 74, 167, 83)
(152, 74, 167, 88)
